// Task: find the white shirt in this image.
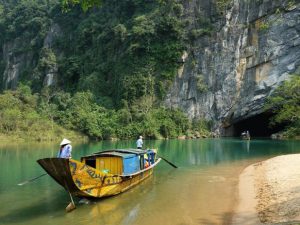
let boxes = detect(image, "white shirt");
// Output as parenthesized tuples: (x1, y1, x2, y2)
(57, 144, 72, 158)
(136, 138, 143, 148)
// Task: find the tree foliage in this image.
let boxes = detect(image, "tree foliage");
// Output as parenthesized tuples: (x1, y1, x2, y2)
(0, 0, 214, 141)
(55, 0, 186, 106)
(1, 0, 186, 102)
(0, 84, 81, 140)
(265, 75, 300, 137)
(62, 0, 102, 12)
(0, 84, 210, 140)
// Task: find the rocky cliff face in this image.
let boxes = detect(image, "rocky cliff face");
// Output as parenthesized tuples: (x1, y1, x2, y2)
(1, 23, 61, 90)
(2, 41, 35, 89)
(1, 0, 299, 136)
(165, 0, 300, 135)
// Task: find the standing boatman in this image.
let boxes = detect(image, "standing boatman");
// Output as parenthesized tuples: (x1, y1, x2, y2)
(57, 138, 72, 158)
(136, 136, 143, 149)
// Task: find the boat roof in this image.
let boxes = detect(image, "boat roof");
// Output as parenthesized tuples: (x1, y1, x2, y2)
(82, 149, 149, 159)
(96, 152, 137, 158)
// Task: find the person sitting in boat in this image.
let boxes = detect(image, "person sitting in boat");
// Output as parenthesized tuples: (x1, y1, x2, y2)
(57, 138, 72, 158)
(144, 159, 149, 168)
(136, 135, 143, 149)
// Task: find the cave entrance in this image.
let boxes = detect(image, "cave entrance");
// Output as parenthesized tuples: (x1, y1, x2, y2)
(227, 112, 285, 138)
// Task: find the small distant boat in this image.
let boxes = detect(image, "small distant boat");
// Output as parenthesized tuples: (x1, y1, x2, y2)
(37, 149, 161, 198)
(241, 131, 251, 140)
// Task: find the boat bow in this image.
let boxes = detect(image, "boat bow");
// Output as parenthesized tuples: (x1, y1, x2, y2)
(37, 158, 81, 195)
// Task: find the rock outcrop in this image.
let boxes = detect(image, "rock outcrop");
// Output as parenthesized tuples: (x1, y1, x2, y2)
(165, 0, 300, 135)
(1, 23, 61, 90)
(2, 40, 34, 89)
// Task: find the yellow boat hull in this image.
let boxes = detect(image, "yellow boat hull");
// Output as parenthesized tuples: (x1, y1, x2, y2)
(37, 157, 161, 198)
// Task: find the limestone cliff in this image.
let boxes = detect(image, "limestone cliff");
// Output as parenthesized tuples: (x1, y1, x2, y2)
(1, 0, 299, 136)
(1, 23, 61, 90)
(165, 0, 300, 135)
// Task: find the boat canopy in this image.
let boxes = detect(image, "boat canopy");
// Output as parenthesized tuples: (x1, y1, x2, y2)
(80, 149, 156, 175)
(90, 149, 149, 157)
(94, 152, 138, 158)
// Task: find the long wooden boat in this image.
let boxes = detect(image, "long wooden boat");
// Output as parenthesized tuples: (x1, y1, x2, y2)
(240, 131, 251, 140)
(37, 149, 161, 198)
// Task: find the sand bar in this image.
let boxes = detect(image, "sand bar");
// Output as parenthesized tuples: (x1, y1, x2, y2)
(233, 154, 300, 224)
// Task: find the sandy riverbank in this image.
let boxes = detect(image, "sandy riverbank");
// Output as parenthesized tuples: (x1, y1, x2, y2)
(232, 154, 300, 225)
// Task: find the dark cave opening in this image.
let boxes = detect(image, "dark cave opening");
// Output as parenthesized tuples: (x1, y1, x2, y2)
(227, 112, 285, 138)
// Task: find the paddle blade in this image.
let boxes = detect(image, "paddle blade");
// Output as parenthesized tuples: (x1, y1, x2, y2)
(66, 202, 76, 212)
(18, 181, 30, 186)
(17, 173, 47, 186)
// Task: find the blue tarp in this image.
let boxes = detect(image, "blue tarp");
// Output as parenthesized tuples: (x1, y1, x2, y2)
(147, 150, 155, 164)
(123, 154, 140, 174)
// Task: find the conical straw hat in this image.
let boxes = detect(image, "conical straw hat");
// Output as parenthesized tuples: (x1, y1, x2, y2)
(60, 138, 71, 146)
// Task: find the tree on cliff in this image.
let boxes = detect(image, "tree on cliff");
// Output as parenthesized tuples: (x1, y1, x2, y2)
(62, 0, 102, 11)
(266, 75, 300, 137)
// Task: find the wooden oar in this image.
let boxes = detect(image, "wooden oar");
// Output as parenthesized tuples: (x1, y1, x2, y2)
(66, 191, 76, 212)
(157, 155, 178, 168)
(142, 148, 177, 168)
(64, 180, 76, 213)
(17, 173, 47, 186)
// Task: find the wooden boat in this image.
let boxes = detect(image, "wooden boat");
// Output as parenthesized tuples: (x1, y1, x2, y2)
(241, 135, 250, 140)
(37, 149, 161, 198)
(241, 131, 251, 140)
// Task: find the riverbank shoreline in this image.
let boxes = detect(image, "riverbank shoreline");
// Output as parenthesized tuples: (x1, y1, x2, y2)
(232, 154, 300, 224)
(0, 132, 216, 143)
(0, 132, 88, 143)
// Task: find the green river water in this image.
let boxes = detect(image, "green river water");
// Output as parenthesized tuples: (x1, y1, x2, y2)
(1, 138, 300, 225)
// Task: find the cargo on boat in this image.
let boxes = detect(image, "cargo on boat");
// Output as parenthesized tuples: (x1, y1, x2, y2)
(37, 149, 161, 198)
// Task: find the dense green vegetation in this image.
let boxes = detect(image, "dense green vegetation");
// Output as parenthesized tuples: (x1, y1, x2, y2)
(0, 84, 208, 141)
(265, 75, 300, 138)
(0, 0, 215, 141)
(58, 0, 186, 107)
(0, 0, 186, 103)
(62, 0, 102, 11)
(0, 84, 83, 141)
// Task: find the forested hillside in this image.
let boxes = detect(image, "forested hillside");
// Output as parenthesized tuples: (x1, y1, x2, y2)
(0, 0, 210, 140)
(0, 0, 299, 140)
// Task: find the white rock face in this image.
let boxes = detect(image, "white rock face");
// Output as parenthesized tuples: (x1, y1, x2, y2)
(165, 0, 300, 134)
